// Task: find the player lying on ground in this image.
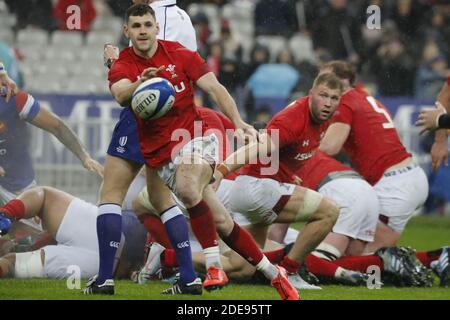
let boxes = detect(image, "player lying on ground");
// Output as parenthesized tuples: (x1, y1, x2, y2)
(266, 150, 379, 285)
(132, 177, 321, 290)
(0, 176, 150, 280)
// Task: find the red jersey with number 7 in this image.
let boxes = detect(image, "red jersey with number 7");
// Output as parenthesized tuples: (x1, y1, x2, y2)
(331, 87, 411, 185)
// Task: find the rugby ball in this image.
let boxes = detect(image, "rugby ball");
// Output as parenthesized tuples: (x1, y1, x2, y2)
(131, 77, 175, 120)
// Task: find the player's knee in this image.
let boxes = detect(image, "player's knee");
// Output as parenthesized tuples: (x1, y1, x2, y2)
(132, 188, 159, 217)
(323, 198, 339, 225)
(308, 197, 339, 229)
(175, 176, 203, 208)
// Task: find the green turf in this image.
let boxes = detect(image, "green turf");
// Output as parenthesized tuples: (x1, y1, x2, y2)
(1, 215, 450, 300)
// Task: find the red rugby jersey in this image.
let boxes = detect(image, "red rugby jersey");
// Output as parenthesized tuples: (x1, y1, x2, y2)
(108, 40, 210, 167)
(240, 97, 329, 183)
(331, 87, 411, 185)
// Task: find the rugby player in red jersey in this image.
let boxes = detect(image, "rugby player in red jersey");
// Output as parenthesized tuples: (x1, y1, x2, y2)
(86, 4, 298, 299)
(213, 73, 342, 284)
(319, 61, 428, 252)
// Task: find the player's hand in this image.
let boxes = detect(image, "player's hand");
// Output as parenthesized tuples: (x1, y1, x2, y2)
(431, 139, 449, 171)
(212, 169, 224, 191)
(415, 102, 447, 134)
(0, 73, 18, 103)
(292, 175, 303, 185)
(234, 121, 259, 145)
(0, 166, 5, 177)
(82, 157, 104, 178)
(103, 44, 119, 68)
(140, 66, 165, 81)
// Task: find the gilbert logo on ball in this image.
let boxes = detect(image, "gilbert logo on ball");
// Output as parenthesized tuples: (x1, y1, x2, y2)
(132, 77, 176, 120)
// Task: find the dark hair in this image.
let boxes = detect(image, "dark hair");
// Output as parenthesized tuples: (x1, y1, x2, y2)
(125, 4, 156, 23)
(312, 73, 344, 93)
(320, 60, 356, 86)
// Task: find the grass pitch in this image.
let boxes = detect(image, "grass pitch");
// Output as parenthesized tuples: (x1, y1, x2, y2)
(1, 216, 449, 300)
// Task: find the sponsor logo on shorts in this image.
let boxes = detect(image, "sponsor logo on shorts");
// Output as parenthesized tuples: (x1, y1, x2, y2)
(116, 136, 127, 154)
(177, 241, 190, 249)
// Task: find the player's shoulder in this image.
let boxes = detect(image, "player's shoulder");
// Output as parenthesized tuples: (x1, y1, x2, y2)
(116, 47, 135, 64)
(340, 88, 367, 108)
(279, 96, 309, 117)
(14, 91, 34, 109)
(160, 39, 194, 55)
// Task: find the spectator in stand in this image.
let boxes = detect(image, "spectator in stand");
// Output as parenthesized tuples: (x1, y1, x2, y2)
(106, 0, 133, 17)
(369, 24, 416, 96)
(5, 0, 55, 32)
(310, 0, 362, 63)
(390, 0, 425, 43)
(244, 44, 270, 82)
(254, 0, 298, 37)
(217, 19, 242, 63)
(415, 42, 450, 100)
(53, 0, 97, 33)
(192, 12, 211, 57)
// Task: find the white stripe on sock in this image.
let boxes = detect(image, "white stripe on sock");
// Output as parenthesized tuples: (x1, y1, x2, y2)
(160, 206, 184, 224)
(98, 203, 121, 216)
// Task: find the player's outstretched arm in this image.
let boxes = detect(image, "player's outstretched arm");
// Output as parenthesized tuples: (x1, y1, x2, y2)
(196, 72, 259, 142)
(319, 122, 351, 156)
(30, 108, 104, 177)
(428, 80, 450, 171)
(0, 61, 18, 103)
(213, 132, 275, 188)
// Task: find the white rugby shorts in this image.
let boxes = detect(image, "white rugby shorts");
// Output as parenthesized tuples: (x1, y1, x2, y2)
(319, 178, 379, 242)
(42, 198, 99, 279)
(157, 134, 219, 193)
(374, 165, 428, 233)
(228, 175, 295, 225)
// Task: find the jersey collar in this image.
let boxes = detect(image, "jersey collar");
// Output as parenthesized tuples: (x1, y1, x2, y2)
(151, 0, 177, 9)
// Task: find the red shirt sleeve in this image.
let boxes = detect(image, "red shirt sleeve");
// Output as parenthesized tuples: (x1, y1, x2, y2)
(181, 49, 210, 82)
(332, 100, 354, 125)
(108, 61, 134, 89)
(447, 76, 450, 86)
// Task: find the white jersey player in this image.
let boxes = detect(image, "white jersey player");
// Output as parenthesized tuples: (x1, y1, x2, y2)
(0, 175, 147, 279)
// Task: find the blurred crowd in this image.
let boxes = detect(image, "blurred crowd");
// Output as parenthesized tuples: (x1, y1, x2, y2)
(0, 0, 449, 120)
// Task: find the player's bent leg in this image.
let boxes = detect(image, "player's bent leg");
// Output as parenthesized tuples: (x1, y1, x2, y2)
(278, 187, 338, 268)
(175, 158, 227, 291)
(14, 250, 45, 278)
(346, 239, 368, 256)
(203, 187, 298, 300)
(99, 155, 142, 204)
(146, 167, 202, 295)
(0, 253, 16, 277)
(365, 222, 401, 252)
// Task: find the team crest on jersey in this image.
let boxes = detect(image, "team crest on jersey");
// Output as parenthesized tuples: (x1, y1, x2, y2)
(166, 64, 177, 78)
(116, 136, 127, 153)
